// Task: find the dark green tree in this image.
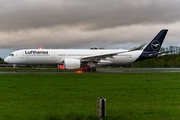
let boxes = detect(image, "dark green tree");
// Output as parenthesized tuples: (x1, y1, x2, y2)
(0, 58, 4, 64)
(175, 56, 180, 67)
(166, 59, 175, 68)
(156, 59, 165, 67)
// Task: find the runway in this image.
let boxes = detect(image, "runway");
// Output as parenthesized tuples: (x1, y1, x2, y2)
(0, 68, 180, 74)
(98, 68, 180, 73)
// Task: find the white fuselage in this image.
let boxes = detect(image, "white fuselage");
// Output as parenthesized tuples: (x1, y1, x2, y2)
(4, 49, 143, 66)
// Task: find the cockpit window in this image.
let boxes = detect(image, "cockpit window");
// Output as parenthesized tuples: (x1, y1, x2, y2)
(10, 54, 14, 56)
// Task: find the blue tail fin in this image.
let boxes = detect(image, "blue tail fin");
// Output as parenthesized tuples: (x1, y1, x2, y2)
(135, 29, 168, 62)
(143, 29, 168, 52)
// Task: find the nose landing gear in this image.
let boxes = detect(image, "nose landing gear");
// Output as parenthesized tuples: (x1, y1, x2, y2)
(13, 64, 18, 72)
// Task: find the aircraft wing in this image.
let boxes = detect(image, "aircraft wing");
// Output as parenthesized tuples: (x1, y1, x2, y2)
(81, 50, 129, 62)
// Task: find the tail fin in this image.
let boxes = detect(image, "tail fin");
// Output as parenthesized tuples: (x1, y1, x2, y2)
(135, 29, 168, 62)
(143, 29, 168, 52)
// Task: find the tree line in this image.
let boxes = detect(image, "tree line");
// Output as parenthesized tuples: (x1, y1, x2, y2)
(132, 54, 180, 68)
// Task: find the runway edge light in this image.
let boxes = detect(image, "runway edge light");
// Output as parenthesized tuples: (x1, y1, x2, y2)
(97, 97, 106, 120)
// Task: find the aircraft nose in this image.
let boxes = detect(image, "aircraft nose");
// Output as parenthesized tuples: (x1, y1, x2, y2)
(4, 57, 9, 63)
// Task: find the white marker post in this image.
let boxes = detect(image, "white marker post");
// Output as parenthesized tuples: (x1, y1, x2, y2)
(97, 97, 106, 120)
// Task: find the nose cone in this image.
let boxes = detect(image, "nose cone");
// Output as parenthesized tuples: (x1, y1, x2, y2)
(4, 57, 9, 63)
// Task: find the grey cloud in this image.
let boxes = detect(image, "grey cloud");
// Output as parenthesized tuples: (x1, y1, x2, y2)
(0, 24, 174, 49)
(0, 0, 180, 31)
(0, 0, 179, 53)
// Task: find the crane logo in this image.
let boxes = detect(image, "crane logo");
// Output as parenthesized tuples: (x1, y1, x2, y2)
(151, 40, 160, 50)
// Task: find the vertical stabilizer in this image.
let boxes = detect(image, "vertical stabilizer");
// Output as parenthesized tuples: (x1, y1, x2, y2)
(135, 29, 168, 62)
(143, 29, 168, 52)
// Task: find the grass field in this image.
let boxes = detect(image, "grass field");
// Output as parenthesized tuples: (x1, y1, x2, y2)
(0, 72, 180, 120)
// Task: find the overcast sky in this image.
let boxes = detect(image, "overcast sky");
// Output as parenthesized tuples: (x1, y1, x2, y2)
(1, 0, 180, 58)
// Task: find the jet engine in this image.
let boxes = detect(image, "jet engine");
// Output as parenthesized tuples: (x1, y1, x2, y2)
(59, 58, 81, 69)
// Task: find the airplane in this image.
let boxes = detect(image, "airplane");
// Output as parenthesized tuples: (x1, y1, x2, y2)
(4, 29, 169, 72)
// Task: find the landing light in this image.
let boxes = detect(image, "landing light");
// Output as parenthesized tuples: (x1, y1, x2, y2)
(76, 70, 83, 74)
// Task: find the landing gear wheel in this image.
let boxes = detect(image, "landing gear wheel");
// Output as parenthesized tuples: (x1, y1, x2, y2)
(92, 68, 96, 72)
(82, 68, 87, 72)
(87, 68, 92, 72)
(14, 68, 18, 72)
(82, 64, 96, 72)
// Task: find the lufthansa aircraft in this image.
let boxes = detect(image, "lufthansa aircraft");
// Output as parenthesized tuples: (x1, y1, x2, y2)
(4, 29, 169, 72)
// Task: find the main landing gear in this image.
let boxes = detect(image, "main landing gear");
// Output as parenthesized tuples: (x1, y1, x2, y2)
(82, 65, 96, 72)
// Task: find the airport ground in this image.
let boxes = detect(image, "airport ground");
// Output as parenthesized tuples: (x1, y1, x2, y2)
(0, 68, 180, 119)
(1, 67, 180, 74)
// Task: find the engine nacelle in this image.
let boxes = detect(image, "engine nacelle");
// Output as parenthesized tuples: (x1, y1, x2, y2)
(61, 58, 81, 69)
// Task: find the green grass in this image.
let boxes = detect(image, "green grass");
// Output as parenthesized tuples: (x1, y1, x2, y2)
(0, 73, 180, 120)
